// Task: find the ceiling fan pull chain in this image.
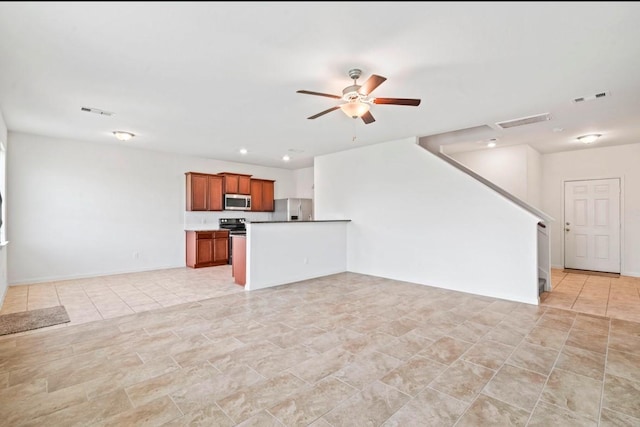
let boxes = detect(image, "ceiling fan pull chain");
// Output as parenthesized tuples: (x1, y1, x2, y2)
(352, 119, 357, 142)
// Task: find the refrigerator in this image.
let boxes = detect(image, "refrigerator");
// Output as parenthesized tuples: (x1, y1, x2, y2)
(273, 198, 313, 221)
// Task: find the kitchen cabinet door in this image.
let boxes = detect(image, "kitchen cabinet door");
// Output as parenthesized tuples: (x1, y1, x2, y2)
(213, 234, 229, 264)
(186, 173, 208, 211)
(196, 238, 213, 265)
(238, 175, 251, 195)
(250, 179, 263, 211)
(262, 180, 274, 212)
(224, 174, 238, 194)
(219, 173, 252, 195)
(186, 172, 223, 211)
(207, 175, 223, 210)
(250, 179, 275, 212)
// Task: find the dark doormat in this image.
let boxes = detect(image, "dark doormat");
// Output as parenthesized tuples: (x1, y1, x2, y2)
(563, 268, 620, 278)
(0, 306, 70, 336)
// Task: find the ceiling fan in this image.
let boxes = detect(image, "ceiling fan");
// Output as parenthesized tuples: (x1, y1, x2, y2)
(297, 68, 421, 124)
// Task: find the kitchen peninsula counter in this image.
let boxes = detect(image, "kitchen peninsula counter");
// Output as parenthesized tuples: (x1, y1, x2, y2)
(242, 220, 350, 290)
(247, 220, 351, 224)
(183, 227, 225, 231)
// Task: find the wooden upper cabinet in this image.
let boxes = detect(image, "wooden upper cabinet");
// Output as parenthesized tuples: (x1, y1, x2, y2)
(250, 179, 263, 212)
(207, 175, 223, 211)
(186, 173, 208, 211)
(219, 173, 252, 195)
(250, 179, 275, 212)
(262, 180, 274, 211)
(238, 175, 251, 195)
(187, 172, 272, 211)
(186, 172, 224, 211)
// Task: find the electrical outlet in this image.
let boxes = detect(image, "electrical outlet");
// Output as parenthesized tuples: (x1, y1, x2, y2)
(303, 257, 308, 264)
(133, 252, 139, 259)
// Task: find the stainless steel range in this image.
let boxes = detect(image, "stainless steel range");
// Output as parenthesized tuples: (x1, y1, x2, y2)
(219, 218, 246, 265)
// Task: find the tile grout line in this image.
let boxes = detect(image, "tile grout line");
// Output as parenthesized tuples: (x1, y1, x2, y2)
(53, 283, 62, 309)
(25, 284, 31, 312)
(445, 307, 533, 425)
(82, 284, 106, 324)
(523, 314, 577, 426)
(108, 283, 140, 315)
(597, 317, 612, 424)
(605, 278, 613, 318)
(570, 278, 587, 310)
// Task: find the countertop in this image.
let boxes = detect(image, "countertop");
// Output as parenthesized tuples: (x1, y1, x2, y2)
(184, 228, 226, 232)
(248, 220, 351, 224)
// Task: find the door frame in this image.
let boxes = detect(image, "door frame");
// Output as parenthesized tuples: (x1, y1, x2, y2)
(561, 176, 624, 273)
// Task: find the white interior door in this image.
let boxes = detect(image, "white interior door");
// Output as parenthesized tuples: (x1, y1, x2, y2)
(564, 178, 620, 273)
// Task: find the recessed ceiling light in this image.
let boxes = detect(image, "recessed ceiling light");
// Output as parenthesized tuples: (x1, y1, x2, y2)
(112, 131, 135, 141)
(239, 148, 248, 155)
(282, 155, 291, 161)
(487, 141, 497, 148)
(577, 134, 601, 144)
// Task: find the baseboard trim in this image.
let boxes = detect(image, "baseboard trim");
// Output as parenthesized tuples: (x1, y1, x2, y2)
(562, 268, 620, 278)
(8, 264, 186, 286)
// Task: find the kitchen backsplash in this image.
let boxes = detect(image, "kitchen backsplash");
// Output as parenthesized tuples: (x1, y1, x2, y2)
(184, 211, 273, 230)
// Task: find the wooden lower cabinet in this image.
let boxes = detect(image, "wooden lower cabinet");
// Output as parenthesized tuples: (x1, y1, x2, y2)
(186, 230, 229, 268)
(213, 236, 229, 264)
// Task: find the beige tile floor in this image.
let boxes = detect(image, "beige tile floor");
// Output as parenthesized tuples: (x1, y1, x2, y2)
(0, 267, 639, 425)
(0, 266, 245, 330)
(541, 268, 640, 323)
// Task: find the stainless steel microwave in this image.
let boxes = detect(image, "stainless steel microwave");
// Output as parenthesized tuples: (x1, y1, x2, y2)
(224, 194, 251, 211)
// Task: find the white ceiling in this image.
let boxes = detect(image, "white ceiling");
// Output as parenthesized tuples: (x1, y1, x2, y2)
(1, 2, 640, 169)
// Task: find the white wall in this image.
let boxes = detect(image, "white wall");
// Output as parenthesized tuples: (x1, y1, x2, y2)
(293, 166, 314, 200)
(541, 143, 640, 276)
(450, 144, 542, 209)
(246, 221, 347, 290)
(315, 138, 541, 305)
(0, 112, 7, 304)
(7, 132, 297, 284)
(526, 145, 542, 209)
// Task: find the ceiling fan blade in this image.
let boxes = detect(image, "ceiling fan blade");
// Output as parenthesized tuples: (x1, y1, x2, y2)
(373, 98, 421, 106)
(361, 111, 376, 124)
(358, 74, 387, 95)
(297, 90, 341, 99)
(307, 106, 341, 120)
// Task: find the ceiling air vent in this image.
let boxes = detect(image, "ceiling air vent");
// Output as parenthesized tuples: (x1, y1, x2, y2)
(81, 106, 114, 116)
(495, 113, 551, 129)
(572, 91, 609, 103)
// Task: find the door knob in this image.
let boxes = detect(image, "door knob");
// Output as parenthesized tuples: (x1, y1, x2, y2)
(565, 228, 570, 232)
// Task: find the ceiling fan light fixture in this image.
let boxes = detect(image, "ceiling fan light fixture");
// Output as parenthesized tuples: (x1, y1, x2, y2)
(577, 133, 601, 144)
(297, 69, 419, 124)
(340, 101, 370, 119)
(112, 131, 135, 141)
